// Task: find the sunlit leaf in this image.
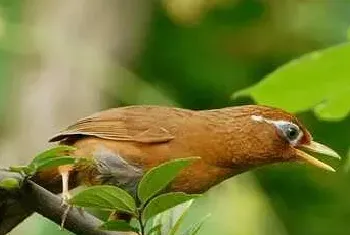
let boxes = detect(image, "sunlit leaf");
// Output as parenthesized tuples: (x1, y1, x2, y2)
(9, 165, 36, 175)
(99, 220, 139, 232)
(69, 185, 137, 215)
(0, 177, 20, 190)
(36, 156, 76, 171)
(168, 201, 194, 235)
(233, 42, 350, 121)
(32, 145, 77, 165)
(142, 192, 199, 223)
(182, 214, 211, 235)
(147, 224, 162, 235)
(137, 157, 200, 204)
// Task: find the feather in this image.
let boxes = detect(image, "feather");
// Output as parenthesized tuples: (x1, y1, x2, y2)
(49, 106, 190, 143)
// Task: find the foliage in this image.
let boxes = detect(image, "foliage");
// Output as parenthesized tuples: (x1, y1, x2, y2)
(69, 185, 137, 215)
(137, 157, 200, 205)
(5, 146, 203, 234)
(69, 157, 202, 235)
(142, 192, 200, 223)
(99, 220, 139, 233)
(9, 146, 77, 176)
(180, 214, 211, 235)
(234, 42, 350, 121)
(0, 177, 20, 190)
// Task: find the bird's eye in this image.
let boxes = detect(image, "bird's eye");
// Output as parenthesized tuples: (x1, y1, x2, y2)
(252, 117, 304, 145)
(286, 126, 299, 141)
(271, 121, 303, 145)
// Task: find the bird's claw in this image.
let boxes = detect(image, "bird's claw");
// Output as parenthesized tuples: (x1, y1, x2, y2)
(60, 192, 72, 230)
(60, 191, 72, 207)
(60, 205, 71, 230)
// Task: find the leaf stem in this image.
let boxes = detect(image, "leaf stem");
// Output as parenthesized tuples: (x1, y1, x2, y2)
(137, 208, 146, 235)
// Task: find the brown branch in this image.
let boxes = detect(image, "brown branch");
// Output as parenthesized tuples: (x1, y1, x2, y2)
(0, 169, 134, 235)
(0, 170, 32, 235)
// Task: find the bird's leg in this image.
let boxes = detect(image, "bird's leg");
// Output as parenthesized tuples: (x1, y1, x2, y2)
(58, 165, 73, 229)
(59, 165, 73, 205)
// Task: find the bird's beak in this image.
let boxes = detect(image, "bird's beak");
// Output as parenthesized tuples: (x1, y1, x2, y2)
(295, 141, 341, 172)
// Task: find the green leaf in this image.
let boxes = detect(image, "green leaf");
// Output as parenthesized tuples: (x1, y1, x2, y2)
(32, 145, 76, 165)
(99, 220, 139, 232)
(9, 165, 36, 175)
(147, 224, 162, 235)
(142, 192, 199, 223)
(69, 185, 137, 215)
(0, 177, 20, 190)
(168, 200, 195, 235)
(35, 156, 76, 171)
(137, 157, 200, 204)
(10, 146, 77, 176)
(9, 165, 27, 173)
(182, 214, 211, 235)
(233, 42, 350, 121)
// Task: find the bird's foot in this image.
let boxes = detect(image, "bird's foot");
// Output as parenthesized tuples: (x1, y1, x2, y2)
(59, 168, 72, 230)
(60, 192, 72, 230)
(60, 204, 71, 230)
(60, 191, 72, 207)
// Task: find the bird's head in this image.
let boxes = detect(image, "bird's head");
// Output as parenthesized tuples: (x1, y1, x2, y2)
(228, 105, 340, 172)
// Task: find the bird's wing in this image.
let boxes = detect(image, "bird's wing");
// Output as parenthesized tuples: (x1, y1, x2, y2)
(49, 106, 179, 143)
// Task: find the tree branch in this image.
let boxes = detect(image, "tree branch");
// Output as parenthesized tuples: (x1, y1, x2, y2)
(0, 170, 32, 235)
(0, 169, 133, 235)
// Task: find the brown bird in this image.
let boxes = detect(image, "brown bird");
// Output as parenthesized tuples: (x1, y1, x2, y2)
(34, 105, 340, 202)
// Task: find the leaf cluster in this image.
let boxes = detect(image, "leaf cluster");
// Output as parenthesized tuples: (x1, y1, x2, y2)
(9, 145, 77, 176)
(3, 146, 206, 234)
(1, 145, 78, 191)
(68, 156, 205, 235)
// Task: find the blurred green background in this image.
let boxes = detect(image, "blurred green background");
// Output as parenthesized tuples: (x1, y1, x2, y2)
(1, 0, 350, 234)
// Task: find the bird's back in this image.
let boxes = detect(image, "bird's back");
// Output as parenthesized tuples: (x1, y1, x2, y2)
(50, 105, 194, 144)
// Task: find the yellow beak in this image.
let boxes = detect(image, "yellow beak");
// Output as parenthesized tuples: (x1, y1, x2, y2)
(295, 141, 341, 172)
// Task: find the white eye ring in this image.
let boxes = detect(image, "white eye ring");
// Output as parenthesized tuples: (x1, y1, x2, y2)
(251, 115, 304, 146)
(270, 121, 304, 146)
